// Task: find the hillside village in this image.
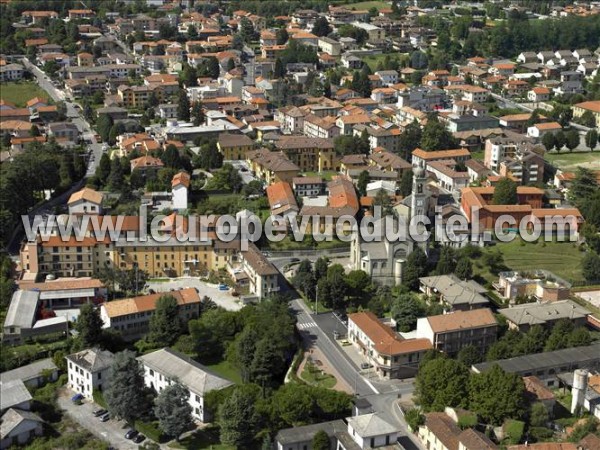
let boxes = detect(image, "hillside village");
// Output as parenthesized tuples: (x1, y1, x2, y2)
(1, 0, 600, 449)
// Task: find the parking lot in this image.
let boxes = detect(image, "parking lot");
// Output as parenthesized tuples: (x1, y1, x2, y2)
(58, 388, 141, 449)
(146, 278, 244, 311)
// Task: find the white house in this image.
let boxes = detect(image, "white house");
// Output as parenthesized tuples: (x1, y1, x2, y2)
(66, 348, 115, 399)
(375, 70, 399, 86)
(67, 187, 104, 215)
(171, 171, 190, 211)
(0, 408, 44, 449)
(346, 413, 399, 449)
(138, 348, 233, 422)
(527, 121, 562, 138)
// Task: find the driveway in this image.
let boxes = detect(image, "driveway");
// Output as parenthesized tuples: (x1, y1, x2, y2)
(146, 278, 243, 311)
(57, 387, 141, 449)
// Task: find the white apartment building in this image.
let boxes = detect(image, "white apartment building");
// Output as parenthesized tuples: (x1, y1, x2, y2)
(138, 348, 233, 422)
(238, 243, 280, 298)
(317, 37, 341, 56)
(66, 348, 115, 399)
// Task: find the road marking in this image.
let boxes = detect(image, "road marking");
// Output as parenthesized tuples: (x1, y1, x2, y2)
(297, 322, 317, 330)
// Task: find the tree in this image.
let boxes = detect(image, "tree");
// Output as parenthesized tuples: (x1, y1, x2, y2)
(312, 430, 330, 450)
(239, 18, 257, 43)
(147, 295, 182, 347)
(415, 358, 470, 411)
(218, 386, 260, 448)
(391, 293, 425, 332)
(75, 303, 104, 347)
(565, 130, 580, 152)
(345, 270, 372, 307)
(541, 132, 556, 151)
(403, 246, 427, 290)
(544, 319, 574, 351)
(469, 364, 526, 425)
(276, 28, 289, 45)
(191, 101, 204, 126)
(554, 130, 566, 152)
(154, 382, 194, 440)
(105, 351, 149, 425)
(96, 153, 111, 183)
(405, 408, 425, 431)
(107, 157, 124, 191)
(582, 252, 600, 283)
(314, 257, 329, 282)
(96, 114, 113, 143)
(515, 325, 547, 355)
(161, 144, 182, 168)
(273, 57, 286, 79)
(455, 257, 473, 280)
(585, 129, 598, 151)
(357, 170, 370, 197)
(435, 246, 455, 275)
(457, 345, 482, 367)
(312, 17, 332, 37)
(530, 402, 549, 427)
(568, 327, 592, 348)
(493, 177, 518, 205)
(577, 110, 596, 128)
(30, 125, 40, 137)
(177, 90, 190, 121)
(420, 116, 457, 151)
(568, 167, 599, 206)
(399, 170, 413, 197)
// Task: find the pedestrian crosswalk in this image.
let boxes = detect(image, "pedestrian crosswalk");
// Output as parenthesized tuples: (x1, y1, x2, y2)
(297, 321, 317, 330)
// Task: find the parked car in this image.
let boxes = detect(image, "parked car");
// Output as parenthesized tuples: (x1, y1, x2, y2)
(133, 434, 146, 444)
(71, 393, 84, 403)
(124, 429, 139, 439)
(218, 284, 229, 291)
(99, 413, 110, 422)
(360, 362, 372, 369)
(93, 409, 107, 417)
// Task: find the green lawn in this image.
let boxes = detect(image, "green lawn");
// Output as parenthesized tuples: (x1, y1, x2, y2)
(544, 151, 600, 170)
(473, 240, 585, 285)
(363, 53, 407, 71)
(347, 1, 391, 10)
(0, 81, 50, 107)
(169, 426, 234, 450)
(303, 170, 338, 181)
(301, 361, 337, 389)
(205, 360, 242, 385)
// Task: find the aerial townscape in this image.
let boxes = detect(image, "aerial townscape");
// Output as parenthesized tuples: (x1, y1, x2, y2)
(1, 0, 600, 449)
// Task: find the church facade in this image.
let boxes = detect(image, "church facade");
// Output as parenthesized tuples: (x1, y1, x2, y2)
(350, 166, 429, 286)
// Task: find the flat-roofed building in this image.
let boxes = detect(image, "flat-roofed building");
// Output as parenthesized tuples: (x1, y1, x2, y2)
(138, 348, 233, 422)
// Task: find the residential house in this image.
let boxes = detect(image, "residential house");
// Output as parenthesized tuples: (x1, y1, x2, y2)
(419, 275, 489, 311)
(238, 243, 280, 298)
(274, 136, 335, 172)
(0, 64, 25, 82)
(572, 100, 600, 127)
(418, 412, 498, 450)
(138, 348, 233, 422)
(247, 149, 301, 184)
(292, 177, 326, 197)
(415, 308, 498, 356)
(498, 150, 545, 185)
(527, 121, 562, 138)
(348, 311, 432, 379)
(130, 155, 165, 174)
(66, 348, 115, 399)
(157, 103, 177, 119)
(528, 87, 551, 102)
(172, 171, 190, 211)
(318, 37, 341, 56)
(499, 300, 589, 332)
(266, 181, 299, 217)
(217, 133, 253, 160)
(67, 187, 103, 215)
(100, 288, 202, 340)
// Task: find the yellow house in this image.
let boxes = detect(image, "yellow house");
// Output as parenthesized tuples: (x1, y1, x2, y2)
(217, 133, 254, 160)
(274, 136, 335, 172)
(572, 100, 600, 127)
(77, 52, 94, 67)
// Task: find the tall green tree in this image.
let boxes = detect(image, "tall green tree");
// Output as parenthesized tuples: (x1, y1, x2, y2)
(415, 358, 470, 411)
(312, 430, 330, 450)
(565, 130, 580, 152)
(357, 170, 370, 197)
(218, 386, 260, 448)
(469, 364, 526, 425)
(493, 177, 518, 205)
(585, 129, 598, 151)
(177, 90, 190, 121)
(582, 252, 600, 283)
(147, 295, 182, 346)
(391, 293, 425, 332)
(105, 350, 150, 425)
(154, 382, 194, 440)
(420, 116, 457, 151)
(312, 17, 332, 37)
(403, 246, 427, 290)
(75, 303, 104, 348)
(541, 132, 555, 151)
(554, 130, 566, 152)
(454, 257, 473, 280)
(399, 170, 413, 197)
(435, 246, 455, 275)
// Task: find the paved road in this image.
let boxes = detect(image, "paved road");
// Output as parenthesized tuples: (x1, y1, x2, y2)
(22, 58, 104, 177)
(58, 387, 140, 449)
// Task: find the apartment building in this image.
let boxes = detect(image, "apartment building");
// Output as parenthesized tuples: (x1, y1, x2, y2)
(419, 275, 489, 311)
(303, 114, 340, 139)
(411, 148, 471, 167)
(117, 85, 165, 108)
(237, 243, 279, 299)
(66, 349, 115, 399)
(419, 412, 498, 450)
(500, 300, 589, 333)
(368, 150, 411, 177)
(425, 160, 470, 193)
(572, 100, 600, 127)
(138, 348, 233, 422)
(348, 312, 432, 379)
(100, 288, 201, 340)
(217, 133, 254, 160)
(415, 308, 498, 356)
(483, 135, 537, 171)
(498, 150, 545, 185)
(318, 37, 342, 56)
(292, 177, 327, 197)
(247, 149, 301, 184)
(274, 136, 335, 172)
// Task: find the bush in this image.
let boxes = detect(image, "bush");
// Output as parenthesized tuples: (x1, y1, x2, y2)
(504, 419, 525, 444)
(405, 408, 425, 431)
(134, 420, 166, 443)
(529, 426, 553, 442)
(92, 390, 107, 408)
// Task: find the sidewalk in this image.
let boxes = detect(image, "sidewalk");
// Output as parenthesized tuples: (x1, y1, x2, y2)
(296, 345, 353, 394)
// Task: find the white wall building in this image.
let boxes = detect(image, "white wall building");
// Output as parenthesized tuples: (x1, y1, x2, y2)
(65, 348, 114, 399)
(346, 414, 399, 449)
(67, 187, 103, 215)
(138, 348, 233, 422)
(171, 171, 190, 211)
